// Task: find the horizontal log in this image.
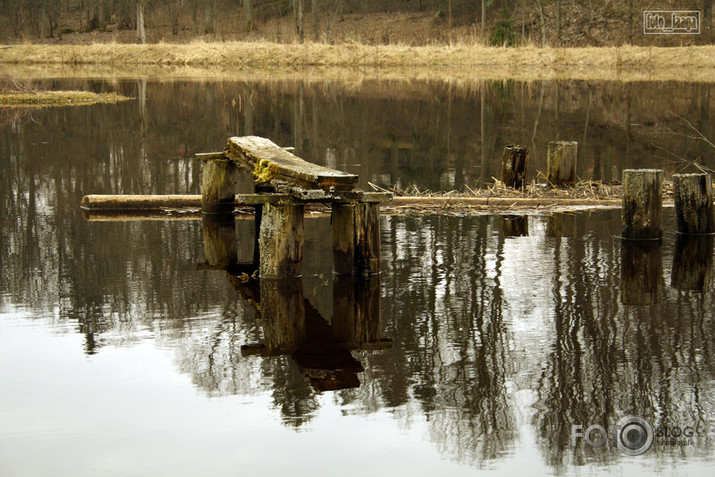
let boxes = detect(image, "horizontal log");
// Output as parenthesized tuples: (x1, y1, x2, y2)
(83, 194, 678, 218)
(81, 194, 203, 210)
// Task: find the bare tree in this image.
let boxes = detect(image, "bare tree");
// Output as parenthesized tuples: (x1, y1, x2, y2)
(295, 0, 305, 43)
(244, 0, 254, 32)
(137, 0, 146, 43)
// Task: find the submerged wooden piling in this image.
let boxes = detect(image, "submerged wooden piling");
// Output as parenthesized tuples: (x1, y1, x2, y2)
(547, 141, 578, 186)
(332, 202, 381, 276)
(671, 235, 714, 291)
(201, 156, 238, 213)
(621, 169, 663, 240)
(259, 202, 304, 278)
(621, 240, 662, 305)
(201, 214, 238, 269)
(673, 173, 714, 235)
(502, 215, 528, 237)
(500, 145, 528, 189)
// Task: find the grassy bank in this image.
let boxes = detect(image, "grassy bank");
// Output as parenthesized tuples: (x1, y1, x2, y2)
(1, 42, 714, 82)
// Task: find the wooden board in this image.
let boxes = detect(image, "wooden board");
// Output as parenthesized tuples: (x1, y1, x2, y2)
(225, 136, 358, 191)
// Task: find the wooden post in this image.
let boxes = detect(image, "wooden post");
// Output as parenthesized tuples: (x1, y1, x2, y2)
(502, 215, 528, 237)
(621, 240, 662, 305)
(332, 203, 355, 276)
(673, 173, 715, 235)
(621, 169, 663, 240)
(355, 202, 381, 276)
(201, 213, 237, 269)
(259, 202, 304, 278)
(671, 235, 714, 291)
(500, 145, 528, 189)
(332, 202, 381, 276)
(547, 141, 578, 186)
(201, 157, 237, 213)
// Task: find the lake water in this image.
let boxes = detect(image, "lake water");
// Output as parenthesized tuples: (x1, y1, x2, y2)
(1, 77, 714, 476)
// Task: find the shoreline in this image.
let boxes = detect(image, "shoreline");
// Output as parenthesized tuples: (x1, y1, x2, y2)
(1, 43, 715, 83)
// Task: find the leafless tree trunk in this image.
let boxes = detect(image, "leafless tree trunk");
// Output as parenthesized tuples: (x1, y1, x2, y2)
(244, 0, 254, 31)
(137, 0, 146, 44)
(536, 0, 546, 46)
(295, 0, 305, 43)
(311, 0, 319, 40)
(704, 0, 713, 44)
(481, 0, 486, 42)
(556, 0, 561, 45)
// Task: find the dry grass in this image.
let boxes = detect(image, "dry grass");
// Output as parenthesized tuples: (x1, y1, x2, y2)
(0, 90, 131, 107)
(1, 42, 714, 82)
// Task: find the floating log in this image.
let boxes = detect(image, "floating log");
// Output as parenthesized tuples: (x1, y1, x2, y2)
(201, 214, 237, 270)
(224, 136, 358, 191)
(258, 202, 304, 278)
(621, 169, 663, 240)
(500, 145, 528, 189)
(547, 141, 578, 186)
(201, 156, 238, 213)
(621, 239, 662, 306)
(81, 194, 203, 211)
(502, 215, 529, 237)
(671, 235, 714, 291)
(673, 173, 715, 235)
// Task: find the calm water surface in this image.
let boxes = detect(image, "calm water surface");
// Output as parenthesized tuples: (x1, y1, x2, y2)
(1, 77, 714, 476)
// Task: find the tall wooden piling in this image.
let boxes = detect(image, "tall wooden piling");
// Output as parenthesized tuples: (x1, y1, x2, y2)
(201, 156, 238, 213)
(547, 141, 578, 186)
(332, 202, 381, 276)
(500, 145, 528, 189)
(621, 169, 663, 240)
(673, 173, 714, 235)
(259, 202, 304, 278)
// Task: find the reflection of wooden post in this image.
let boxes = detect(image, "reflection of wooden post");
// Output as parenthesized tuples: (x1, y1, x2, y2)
(332, 201, 381, 276)
(201, 213, 238, 269)
(621, 240, 662, 305)
(547, 141, 578, 186)
(259, 203, 304, 278)
(260, 279, 305, 352)
(332, 276, 383, 348)
(500, 145, 528, 189)
(671, 235, 714, 291)
(673, 173, 715, 235)
(547, 213, 576, 238)
(621, 169, 663, 240)
(502, 215, 529, 237)
(201, 156, 237, 213)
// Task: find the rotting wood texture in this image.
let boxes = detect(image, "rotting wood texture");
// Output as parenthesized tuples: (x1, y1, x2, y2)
(225, 136, 358, 191)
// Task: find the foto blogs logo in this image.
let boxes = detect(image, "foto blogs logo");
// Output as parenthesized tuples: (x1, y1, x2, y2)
(571, 416, 695, 456)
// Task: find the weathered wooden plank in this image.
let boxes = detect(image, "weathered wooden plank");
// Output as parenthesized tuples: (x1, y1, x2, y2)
(225, 136, 358, 190)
